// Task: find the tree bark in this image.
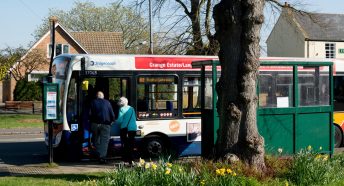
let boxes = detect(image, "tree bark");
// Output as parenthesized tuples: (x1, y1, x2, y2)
(190, 0, 204, 53)
(213, 0, 265, 170)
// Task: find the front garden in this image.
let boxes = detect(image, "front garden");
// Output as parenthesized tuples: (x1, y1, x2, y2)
(92, 147, 344, 186)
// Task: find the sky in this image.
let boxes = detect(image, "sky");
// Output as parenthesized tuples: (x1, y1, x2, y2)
(0, 0, 344, 51)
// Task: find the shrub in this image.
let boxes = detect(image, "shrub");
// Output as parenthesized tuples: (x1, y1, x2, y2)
(13, 79, 42, 101)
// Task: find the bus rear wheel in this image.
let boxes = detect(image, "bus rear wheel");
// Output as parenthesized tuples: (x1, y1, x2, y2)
(144, 137, 165, 158)
(335, 124, 343, 148)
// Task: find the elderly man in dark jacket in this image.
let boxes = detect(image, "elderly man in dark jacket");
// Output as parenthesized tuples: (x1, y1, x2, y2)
(89, 91, 115, 163)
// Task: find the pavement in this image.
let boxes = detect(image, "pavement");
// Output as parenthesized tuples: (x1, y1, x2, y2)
(0, 162, 118, 177)
(0, 127, 122, 177)
(0, 110, 148, 177)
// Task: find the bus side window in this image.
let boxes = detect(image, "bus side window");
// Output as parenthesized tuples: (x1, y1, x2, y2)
(136, 76, 178, 119)
(182, 77, 202, 118)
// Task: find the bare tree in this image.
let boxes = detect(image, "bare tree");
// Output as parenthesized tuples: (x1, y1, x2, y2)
(11, 49, 48, 81)
(134, 0, 219, 55)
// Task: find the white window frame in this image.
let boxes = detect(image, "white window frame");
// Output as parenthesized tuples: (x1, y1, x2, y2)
(28, 71, 49, 82)
(47, 44, 70, 58)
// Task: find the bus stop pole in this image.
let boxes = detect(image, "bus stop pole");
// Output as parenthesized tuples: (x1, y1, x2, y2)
(47, 16, 57, 164)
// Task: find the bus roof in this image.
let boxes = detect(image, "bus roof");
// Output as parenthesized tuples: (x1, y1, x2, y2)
(55, 54, 344, 74)
(57, 54, 218, 71)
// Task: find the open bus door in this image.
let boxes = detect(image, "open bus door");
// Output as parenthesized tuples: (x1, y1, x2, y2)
(78, 76, 130, 159)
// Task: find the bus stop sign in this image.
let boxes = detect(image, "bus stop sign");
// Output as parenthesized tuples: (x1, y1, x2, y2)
(43, 83, 59, 121)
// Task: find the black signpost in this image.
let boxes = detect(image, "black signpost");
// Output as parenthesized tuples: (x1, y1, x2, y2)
(43, 16, 58, 164)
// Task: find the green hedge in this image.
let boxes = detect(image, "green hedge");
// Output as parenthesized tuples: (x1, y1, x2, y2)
(14, 79, 42, 101)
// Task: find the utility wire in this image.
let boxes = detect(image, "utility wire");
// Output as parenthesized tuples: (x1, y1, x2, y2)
(18, 0, 41, 19)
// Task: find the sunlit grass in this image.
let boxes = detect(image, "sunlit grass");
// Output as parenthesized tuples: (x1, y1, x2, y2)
(0, 114, 43, 128)
(0, 172, 105, 186)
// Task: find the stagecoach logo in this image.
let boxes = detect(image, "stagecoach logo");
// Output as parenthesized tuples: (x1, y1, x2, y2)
(87, 61, 116, 67)
(169, 121, 180, 132)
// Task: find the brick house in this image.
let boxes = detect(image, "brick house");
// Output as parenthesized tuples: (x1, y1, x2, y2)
(267, 4, 344, 59)
(1, 22, 124, 102)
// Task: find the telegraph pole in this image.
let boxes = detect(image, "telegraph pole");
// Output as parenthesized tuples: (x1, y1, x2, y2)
(148, 0, 153, 54)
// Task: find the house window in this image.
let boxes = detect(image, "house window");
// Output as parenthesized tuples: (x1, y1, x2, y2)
(28, 71, 49, 82)
(48, 44, 70, 57)
(63, 45, 69, 54)
(325, 43, 335, 58)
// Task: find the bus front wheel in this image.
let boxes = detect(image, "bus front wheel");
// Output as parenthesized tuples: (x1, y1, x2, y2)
(335, 124, 343, 148)
(144, 137, 165, 158)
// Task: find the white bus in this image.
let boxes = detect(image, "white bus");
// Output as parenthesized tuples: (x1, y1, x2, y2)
(46, 55, 344, 160)
(45, 54, 217, 160)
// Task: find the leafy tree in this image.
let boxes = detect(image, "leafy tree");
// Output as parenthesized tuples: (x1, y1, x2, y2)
(34, 1, 149, 53)
(0, 47, 26, 81)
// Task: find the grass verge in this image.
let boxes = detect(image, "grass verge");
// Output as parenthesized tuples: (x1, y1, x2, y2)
(0, 114, 43, 129)
(0, 173, 106, 186)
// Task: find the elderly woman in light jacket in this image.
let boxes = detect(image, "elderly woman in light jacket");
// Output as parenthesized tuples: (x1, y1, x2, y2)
(114, 97, 137, 163)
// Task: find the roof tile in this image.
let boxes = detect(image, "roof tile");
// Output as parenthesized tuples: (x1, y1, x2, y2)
(288, 9, 344, 41)
(71, 32, 124, 54)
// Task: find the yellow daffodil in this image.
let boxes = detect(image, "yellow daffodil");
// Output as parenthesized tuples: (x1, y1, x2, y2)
(216, 168, 225, 176)
(178, 168, 183, 172)
(226, 168, 232, 174)
(315, 154, 322, 160)
(323, 155, 329, 161)
(166, 162, 173, 168)
(200, 179, 206, 185)
(278, 148, 283, 154)
(319, 146, 323, 150)
(145, 163, 151, 169)
(151, 163, 157, 170)
(165, 168, 171, 175)
(285, 180, 289, 186)
(232, 172, 237, 176)
(307, 145, 312, 151)
(220, 168, 225, 173)
(139, 158, 145, 165)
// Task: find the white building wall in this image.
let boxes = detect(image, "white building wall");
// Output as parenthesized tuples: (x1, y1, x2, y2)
(267, 14, 305, 57)
(307, 41, 344, 59)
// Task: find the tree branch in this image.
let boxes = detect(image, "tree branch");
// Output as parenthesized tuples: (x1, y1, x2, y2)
(175, 0, 191, 17)
(205, 0, 213, 39)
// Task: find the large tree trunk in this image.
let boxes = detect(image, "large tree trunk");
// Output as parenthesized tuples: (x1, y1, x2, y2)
(213, 0, 265, 169)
